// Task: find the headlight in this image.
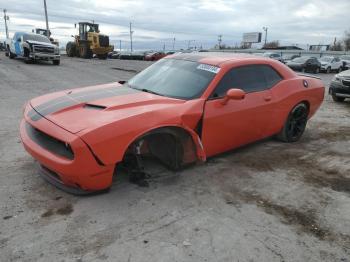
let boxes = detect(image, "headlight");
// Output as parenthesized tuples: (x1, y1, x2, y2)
(54, 46, 60, 54)
(333, 74, 342, 82)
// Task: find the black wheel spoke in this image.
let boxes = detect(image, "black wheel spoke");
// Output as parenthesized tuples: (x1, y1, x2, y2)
(288, 106, 307, 139)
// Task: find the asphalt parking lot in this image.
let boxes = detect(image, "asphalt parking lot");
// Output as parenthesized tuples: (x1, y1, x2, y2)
(0, 53, 349, 262)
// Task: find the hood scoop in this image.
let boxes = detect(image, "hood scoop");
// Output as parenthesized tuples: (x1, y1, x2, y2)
(84, 104, 107, 110)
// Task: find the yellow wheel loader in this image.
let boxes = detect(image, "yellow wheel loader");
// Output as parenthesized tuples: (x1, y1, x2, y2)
(66, 22, 113, 59)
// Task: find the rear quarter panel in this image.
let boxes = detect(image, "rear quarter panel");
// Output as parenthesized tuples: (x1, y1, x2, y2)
(271, 76, 324, 133)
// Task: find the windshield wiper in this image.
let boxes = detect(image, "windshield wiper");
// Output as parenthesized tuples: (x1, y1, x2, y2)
(140, 88, 164, 96)
(125, 83, 164, 96)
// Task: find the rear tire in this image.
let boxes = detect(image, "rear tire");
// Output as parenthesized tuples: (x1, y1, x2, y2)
(66, 42, 76, 57)
(9, 51, 15, 59)
(79, 43, 92, 59)
(277, 103, 309, 143)
(53, 60, 60, 66)
(332, 94, 345, 102)
(326, 67, 331, 74)
(338, 67, 343, 73)
(314, 67, 320, 74)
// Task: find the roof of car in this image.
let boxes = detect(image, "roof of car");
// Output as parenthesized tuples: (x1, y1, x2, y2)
(168, 52, 274, 66)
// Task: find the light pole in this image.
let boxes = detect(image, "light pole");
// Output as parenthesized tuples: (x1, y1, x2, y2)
(187, 40, 195, 50)
(172, 37, 175, 51)
(129, 22, 134, 53)
(43, 0, 50, 38)
(2, 9, 9, 39)
(262, 27, 268, 46)
(218, 34, 222, 49)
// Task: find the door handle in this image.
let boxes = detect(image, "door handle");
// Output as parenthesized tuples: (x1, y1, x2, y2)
(264, 96, 272, 102)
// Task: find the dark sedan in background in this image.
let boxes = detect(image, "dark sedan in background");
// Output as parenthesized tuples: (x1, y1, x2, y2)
(286, 56, 321, 73)
(329, 69, 350, 102)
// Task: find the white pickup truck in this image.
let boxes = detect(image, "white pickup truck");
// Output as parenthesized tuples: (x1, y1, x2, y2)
(6, 32, 60, 65)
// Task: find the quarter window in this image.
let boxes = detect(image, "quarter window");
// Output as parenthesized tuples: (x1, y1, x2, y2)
(211, 65, 283, 98)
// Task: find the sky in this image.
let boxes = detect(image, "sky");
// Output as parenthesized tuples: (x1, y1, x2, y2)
(0, 0, 349, 50)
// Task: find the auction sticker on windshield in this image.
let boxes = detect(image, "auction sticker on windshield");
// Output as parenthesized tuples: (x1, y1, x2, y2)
(197, 64, 221, 74)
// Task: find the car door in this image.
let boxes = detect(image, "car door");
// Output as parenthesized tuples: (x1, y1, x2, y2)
(332, 57, 341, 70)
(14, 35, 22, 56)
(305, 58, 313, 71)
(309, 58, 319, 71)
(201, 64, 281, 157)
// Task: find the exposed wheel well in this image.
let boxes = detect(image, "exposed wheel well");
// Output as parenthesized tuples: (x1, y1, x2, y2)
(121, 126, 198, 171)
(24, 47, 30, 57)
(299, 100, 310, 113)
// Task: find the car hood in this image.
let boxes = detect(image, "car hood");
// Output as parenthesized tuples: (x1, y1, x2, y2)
(338, 69, 350, 78)
(26, 40, 56, 47)
(320, 62, 329, 66)
(29, 82, 198, 134)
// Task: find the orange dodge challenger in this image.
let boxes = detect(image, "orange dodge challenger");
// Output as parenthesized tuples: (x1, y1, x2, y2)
(20, 53, 325, 194)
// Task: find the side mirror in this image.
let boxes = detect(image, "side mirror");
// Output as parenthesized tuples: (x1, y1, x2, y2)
(222, 88, 245, 105)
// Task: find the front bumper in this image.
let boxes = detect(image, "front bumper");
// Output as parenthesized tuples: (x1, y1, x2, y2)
(92, 46, 114, 55)
(20, 104, 114, 194)
(29, 53, 60, 61)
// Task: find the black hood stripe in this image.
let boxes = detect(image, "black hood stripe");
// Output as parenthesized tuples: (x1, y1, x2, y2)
(28, 86, 139, 121)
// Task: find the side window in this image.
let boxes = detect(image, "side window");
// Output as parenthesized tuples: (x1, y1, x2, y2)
(211, 65, 282, 98)
(261, 65, 283, 88)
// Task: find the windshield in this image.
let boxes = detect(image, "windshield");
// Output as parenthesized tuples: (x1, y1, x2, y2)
(320, 57, 333, 62)
(127, 59, 218, 99)
(23, 34, 51, 43)
(292, 57, 309, 63)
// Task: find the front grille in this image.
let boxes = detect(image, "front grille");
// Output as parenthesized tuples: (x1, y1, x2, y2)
(25, 122, 74, 160)
(342, 79, 350, 87)
(33, 45, 55, 54)
(99, 35, 109, 47)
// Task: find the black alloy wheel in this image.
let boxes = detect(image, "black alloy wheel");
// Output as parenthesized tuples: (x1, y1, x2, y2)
(277, 103, 308, 142)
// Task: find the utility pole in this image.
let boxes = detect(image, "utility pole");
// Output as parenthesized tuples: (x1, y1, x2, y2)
(119, 40, 122, 51)
(262, 27, 268, 46)
(187, 40, 195, 50)
(172, 37, 175, 51)
(3, 9, 9, 39)
(218, 35, 222, 49)
(129, 22, 134, 53)
(43, 0, 50, 38)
